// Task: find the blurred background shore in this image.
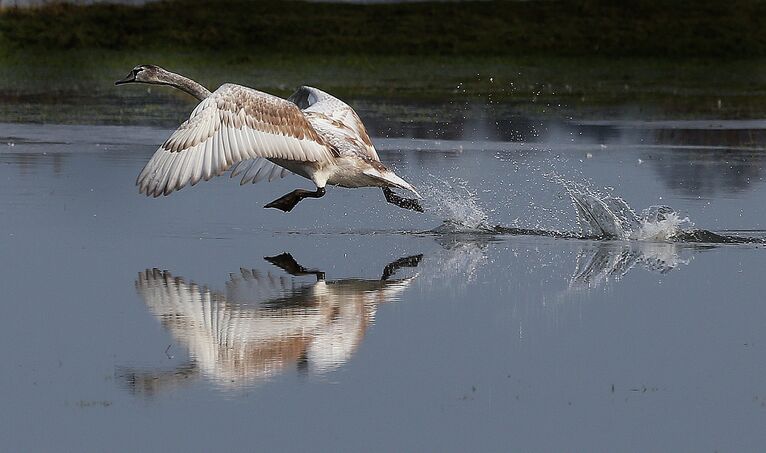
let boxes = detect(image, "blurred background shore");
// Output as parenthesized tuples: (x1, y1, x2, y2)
(0, 0, 764, 125)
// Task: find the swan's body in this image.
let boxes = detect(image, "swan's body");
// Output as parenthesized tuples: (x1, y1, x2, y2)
(116, 65, 422, 212)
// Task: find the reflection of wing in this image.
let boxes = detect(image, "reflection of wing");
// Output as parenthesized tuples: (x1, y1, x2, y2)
(224, 268, 315, 307)
(135, 269, 324, 386)
(129, 255, 420, 393)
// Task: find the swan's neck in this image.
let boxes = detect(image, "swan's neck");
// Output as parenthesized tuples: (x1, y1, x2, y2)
(158, 71, 212, 101)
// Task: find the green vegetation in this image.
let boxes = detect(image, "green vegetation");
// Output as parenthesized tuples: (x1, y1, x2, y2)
(0, 1, 764, 124)
(1, 0, 765, 57)
(0, 50, 765, 124)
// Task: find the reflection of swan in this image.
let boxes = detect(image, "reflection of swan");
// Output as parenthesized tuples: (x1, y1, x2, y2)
(569, 241, 692, 289)
(121, 253, 421, 395)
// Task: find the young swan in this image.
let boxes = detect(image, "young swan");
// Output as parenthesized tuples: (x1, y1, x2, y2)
(116, 64, 424, 212)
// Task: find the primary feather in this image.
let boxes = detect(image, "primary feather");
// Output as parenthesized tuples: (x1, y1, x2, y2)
(137, 84, 336, 197)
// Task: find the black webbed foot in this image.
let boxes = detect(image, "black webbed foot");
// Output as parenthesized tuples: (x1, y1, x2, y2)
(381, 254, 424, 280)
(383, 187, 424, 212)
(265, 187, 326, 212)
(264, 193, 302, 212)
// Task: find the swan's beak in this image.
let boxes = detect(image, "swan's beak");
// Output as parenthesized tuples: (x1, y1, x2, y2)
(115, 72, 136, 85)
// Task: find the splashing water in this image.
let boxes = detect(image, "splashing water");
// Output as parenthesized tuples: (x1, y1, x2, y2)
(422, 172, 700, 242)
(555, 174, 692, 241)
(421, 176, 494, 233)
(630, 207, 692, 241)
(420, 170, 762, 244)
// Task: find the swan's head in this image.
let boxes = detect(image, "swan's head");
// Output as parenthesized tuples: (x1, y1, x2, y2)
(115, 64, 169, 86)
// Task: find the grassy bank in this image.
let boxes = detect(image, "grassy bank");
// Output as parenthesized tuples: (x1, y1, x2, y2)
(0, 50, 764, 125)
(1, 0, 765, 57)
(1, 1, 765, 124)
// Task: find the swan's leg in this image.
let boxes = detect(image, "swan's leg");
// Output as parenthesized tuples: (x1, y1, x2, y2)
(264, 187, 325, 212)
(382, 187, 424, 212)
(380, 254, 424, 280)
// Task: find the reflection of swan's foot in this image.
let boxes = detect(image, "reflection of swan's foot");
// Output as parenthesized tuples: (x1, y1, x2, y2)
(383, 187, 424, 212)
(381, 254, 424, 280)
(265, 187, 326, 212)
(264, 253, 325, 280)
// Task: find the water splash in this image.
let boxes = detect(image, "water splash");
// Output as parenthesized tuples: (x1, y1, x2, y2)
(421, 170, 764, 244)
(421, 176, 494, 233)
(554, 173, 691, 241)
(630, 207, 691, 241)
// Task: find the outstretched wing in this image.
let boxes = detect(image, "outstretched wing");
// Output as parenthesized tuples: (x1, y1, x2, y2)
(228, 158, 290, 186)
(137, 84, 336, 197)
(288, 86, 379, 161)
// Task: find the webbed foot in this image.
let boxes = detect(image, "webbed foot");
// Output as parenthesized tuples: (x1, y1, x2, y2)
(383, 187, 424, 212)
(265, 187, 326, 212)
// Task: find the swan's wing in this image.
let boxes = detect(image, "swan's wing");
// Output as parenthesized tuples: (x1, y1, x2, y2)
(136, 267, 306, 311)
(288, 86, 379, 161)
(135, 269, 227, 323)
(135, 269, 320, 387)
(225, 267, 314, 307)
(137, 84, 337, 197)
(229, 158, 291, 185)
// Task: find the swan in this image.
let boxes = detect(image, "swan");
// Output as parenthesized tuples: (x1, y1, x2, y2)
(122, 252, 421, 392)
(115, 64, 423, 212)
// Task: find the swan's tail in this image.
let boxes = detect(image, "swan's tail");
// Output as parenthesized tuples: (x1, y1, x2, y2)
(364, 168, 422, 198)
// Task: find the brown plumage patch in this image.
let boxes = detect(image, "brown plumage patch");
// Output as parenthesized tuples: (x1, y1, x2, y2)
(161, 84, 330, 156)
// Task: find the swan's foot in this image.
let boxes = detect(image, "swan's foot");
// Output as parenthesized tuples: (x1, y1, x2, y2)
(381, 254, 424, 280)
(383, 187, 424, 212)
(265, 187, 325, 212)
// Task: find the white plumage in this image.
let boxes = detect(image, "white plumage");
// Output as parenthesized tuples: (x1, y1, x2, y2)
(131, 255, 418, 389)
(137, 84, 335, 197)
(116, 65, 423, 212)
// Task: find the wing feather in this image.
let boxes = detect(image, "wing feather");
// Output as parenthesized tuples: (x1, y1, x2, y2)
(230, 127, 244, 163)
(166, 147, 187, 194)
(194, 145, 206, 183)
(150, 153, 173, 197)
(203, 134, 214, 181)
(229, 158, 291, 186)
(177, 147, 195, 190)
(242, 160, 264, 184)
(138, 84, 334, 197)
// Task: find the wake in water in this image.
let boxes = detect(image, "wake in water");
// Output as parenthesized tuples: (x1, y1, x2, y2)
(422, 175, 765, 244)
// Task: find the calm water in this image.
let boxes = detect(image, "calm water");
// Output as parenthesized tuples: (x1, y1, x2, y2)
(2, 112, 766, 452)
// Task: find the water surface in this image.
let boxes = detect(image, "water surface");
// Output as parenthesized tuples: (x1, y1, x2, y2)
(1, 114, 766, 452)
